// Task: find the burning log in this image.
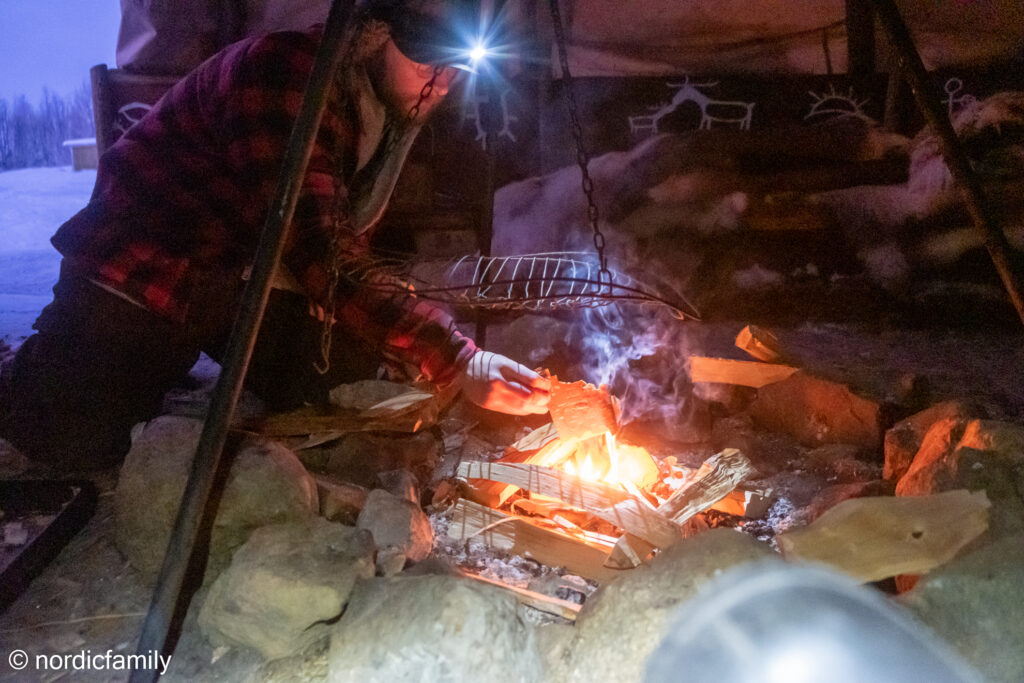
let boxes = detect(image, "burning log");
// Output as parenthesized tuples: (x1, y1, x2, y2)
(607, 448, 755, 569)
(688, 356, 798, 388)
(458, 460, 683, 550)
(447, 499, 620, 582)
(458, 461, 632, 510)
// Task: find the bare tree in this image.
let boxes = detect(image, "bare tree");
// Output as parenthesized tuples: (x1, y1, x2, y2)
(0, 85, 96, 170)
(0, 98, 12, 169)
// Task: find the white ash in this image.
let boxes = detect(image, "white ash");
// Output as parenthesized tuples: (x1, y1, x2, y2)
(741, 496, 799, 549)
(430, 512, 548, 587)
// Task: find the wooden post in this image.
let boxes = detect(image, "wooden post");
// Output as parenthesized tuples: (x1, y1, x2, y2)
(845, 0, 876, 80)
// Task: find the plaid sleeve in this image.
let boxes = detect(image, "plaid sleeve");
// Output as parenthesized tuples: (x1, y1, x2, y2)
(221, 31, 477, 385)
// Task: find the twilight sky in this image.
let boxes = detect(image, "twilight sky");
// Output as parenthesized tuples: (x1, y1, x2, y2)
(0, 0, 121, 103)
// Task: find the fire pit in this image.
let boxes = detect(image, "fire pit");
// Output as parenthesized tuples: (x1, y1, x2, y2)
(448, 375, 771, 580)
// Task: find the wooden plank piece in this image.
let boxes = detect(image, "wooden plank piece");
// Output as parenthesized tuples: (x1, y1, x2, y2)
(548, 377, 620, 441)
(462, 572, 582, 621)
(735, 325, 786, 363)
(252, 407, 430, 436)
(447, 499, 619, 582)
(689, 356, 798, 388)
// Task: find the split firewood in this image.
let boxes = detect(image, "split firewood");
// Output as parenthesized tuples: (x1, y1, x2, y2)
(463, 424, 566, 508)
(606, 448, 754, 569)
(458, 461, 682, 550)
(734, 325, 787, 363)
(251, 387, 444, 437)
(511, 422, 560, 453)
(252, 406, 431, 437)
(462, 572, 582, 621)
(447, 499, 619, 582)
(776, 489, 991, 583)
(688, 356, 798, 388)
(458, 461, 632, 510)
(596, 497, 682, 550)
(658, 449, 755, 523)
(358, 390, 435, 419)
(547, 376, 620, 441)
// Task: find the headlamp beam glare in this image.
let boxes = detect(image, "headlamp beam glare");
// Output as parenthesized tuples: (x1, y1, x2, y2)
(469, 41, 489, 63)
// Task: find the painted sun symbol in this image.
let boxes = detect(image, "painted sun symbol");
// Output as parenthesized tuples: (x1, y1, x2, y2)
(805, 84, 873, 121)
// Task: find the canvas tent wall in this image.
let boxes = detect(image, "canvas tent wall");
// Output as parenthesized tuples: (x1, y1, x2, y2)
(114, 0, 1024, 78)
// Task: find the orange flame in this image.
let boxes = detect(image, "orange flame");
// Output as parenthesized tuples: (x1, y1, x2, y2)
(562, 431, 659, 490)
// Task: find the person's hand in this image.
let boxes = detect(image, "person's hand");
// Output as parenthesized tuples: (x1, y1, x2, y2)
(460, 351, 551, 415)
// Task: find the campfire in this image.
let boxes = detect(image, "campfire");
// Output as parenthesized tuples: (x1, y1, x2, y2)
(449, 375, 770, 580)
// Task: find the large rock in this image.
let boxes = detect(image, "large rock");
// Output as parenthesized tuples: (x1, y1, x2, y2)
(804, 443, 881, 483)
(328, 574, 542, 682)
(748, 372, 882, 450)
(115, 416, 318, 577)
(356, 488, 433, 573)
(199, 518, 375, 661)
(545, 528, 779, 683)
(900, 535, 1024, 683)
(884, 401, 985, 481)
(896, 419, 1024, 536)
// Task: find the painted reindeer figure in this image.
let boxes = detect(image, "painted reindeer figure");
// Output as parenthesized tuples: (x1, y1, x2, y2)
(628, 77, 756, 135)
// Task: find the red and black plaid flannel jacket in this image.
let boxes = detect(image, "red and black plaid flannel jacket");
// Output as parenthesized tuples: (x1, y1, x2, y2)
(52, 26, 476, 385)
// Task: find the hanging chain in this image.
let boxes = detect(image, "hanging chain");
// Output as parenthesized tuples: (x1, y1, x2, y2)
(316, 63, 445, 374)
(547, 0, 610, 287)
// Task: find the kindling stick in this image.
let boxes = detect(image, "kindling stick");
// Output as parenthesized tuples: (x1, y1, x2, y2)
(129, 1, 357, 679)
(870, 0, 1024, 326)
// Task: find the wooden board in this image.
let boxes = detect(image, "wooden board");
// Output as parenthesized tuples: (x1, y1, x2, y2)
(689, 356, 798, 388)
(776, 489, 991, 583)
(447, 499, 620, 582)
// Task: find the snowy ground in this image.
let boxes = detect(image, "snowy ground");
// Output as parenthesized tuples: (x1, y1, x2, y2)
(0, 166, 94, 342)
